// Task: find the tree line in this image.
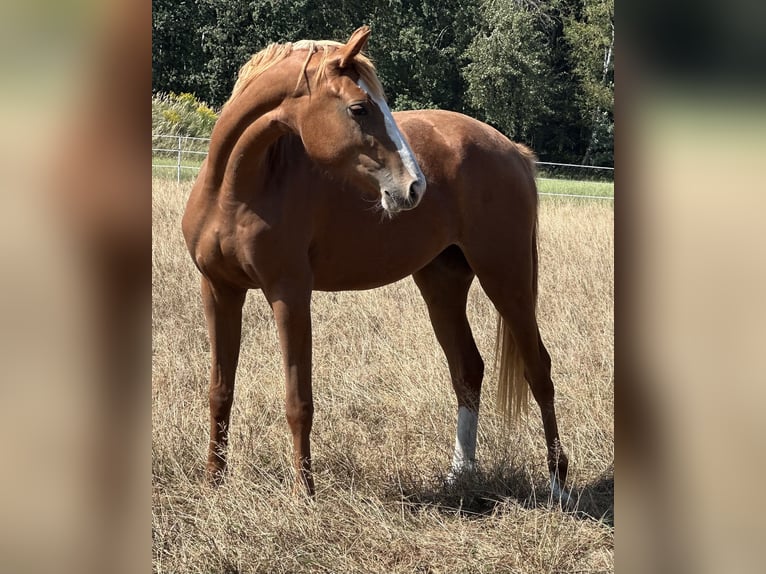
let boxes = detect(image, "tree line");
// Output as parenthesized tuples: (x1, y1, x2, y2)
(152, 0, 614, 166)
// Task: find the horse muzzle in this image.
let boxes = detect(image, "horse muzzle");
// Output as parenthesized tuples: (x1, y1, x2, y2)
(381, 177, 425, 214)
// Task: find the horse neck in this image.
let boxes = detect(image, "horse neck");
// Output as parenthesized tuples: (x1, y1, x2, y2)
(204, 64, 303, 198)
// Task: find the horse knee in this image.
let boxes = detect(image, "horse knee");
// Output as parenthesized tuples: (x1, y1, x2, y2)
(285, 400, 314, 431)
(209, 386, 234, 418)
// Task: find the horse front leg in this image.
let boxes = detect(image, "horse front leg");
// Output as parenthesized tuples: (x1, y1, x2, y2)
(201, 277, 247, 485)
(268, 284, 315, 496)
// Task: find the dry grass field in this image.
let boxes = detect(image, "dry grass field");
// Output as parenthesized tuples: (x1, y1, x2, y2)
(152, 177, 614, 573)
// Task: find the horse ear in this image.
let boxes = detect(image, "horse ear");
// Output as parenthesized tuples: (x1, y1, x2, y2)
(336, 25, 371, 69)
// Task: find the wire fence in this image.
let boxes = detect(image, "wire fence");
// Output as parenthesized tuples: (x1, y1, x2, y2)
(152, 134, 614, 199)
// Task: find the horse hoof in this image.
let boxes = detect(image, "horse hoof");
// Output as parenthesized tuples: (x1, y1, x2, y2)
(445, 461, 476, 486)
(550, 473, 574, 509)
(205, 465, 226, 487)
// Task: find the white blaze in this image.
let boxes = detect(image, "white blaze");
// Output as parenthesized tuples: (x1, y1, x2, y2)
(450, 406, 478, 475)
(356, 78, 426, 191)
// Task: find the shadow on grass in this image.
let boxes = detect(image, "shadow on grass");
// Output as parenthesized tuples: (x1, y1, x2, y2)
(387, 462, 613, 527)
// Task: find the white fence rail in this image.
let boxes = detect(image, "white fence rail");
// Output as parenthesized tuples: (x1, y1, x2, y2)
(152, 134, 614, 200)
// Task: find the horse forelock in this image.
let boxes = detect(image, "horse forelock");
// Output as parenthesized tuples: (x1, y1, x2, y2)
(307, 42, 385, 101)
(226, 39, 385, 107)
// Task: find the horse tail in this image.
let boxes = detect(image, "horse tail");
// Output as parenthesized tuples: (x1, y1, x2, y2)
(495, 142, 539, 426)
(495, 315, 529, 426)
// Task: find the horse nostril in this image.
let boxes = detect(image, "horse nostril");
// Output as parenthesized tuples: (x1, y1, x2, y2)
(383, 189, 392, 198)
(408, 182, 420, 204)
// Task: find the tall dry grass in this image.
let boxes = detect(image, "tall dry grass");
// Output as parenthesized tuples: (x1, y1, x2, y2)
(152, 177, 613, 573)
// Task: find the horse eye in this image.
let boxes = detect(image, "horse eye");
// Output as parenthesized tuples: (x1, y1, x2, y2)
(348, 103, 368, 117)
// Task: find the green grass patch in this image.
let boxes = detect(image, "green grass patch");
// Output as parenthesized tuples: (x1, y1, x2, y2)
(537, 178, 614, 199)
(152, 155, 205, 182)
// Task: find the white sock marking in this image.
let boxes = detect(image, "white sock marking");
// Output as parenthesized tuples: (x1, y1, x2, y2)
(450, 406, 478, 476)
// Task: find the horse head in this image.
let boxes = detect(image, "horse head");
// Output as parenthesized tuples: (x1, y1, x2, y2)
(288, 27, 427, 214)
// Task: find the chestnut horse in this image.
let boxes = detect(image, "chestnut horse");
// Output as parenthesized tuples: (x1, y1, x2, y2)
(182, 26, 569, 499)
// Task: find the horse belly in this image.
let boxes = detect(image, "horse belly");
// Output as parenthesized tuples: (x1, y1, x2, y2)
(311, 248, 433, 291)
(310, 217, 449, 291)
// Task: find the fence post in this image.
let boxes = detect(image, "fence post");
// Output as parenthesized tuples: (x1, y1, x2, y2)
(176, 135, 182, 184)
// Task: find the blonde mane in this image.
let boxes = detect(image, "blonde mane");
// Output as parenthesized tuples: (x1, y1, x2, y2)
(226, 40, 385, 106)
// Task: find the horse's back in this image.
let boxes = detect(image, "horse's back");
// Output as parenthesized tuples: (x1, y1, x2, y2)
(393, 109, 538, 229)
(394, 109, 512, 151)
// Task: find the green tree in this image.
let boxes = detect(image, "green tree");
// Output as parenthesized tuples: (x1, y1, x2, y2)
(194, 0, 367, 105)
(195, 0, 304, 105)
(360, 0, 478, 112)
(564, 0, 614, 165)
(151, 0, 613, 165)
(462, 0, 557, 145)
(152, 0, 209, 97)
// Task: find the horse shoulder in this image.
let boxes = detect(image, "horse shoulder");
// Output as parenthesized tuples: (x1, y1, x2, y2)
(182, 168, 270, 288)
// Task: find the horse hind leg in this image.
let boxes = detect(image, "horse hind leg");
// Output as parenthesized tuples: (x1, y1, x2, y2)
(533, 329, 570, 501)
(413, 246, 485, 480)
(469, 247, 570, 500)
